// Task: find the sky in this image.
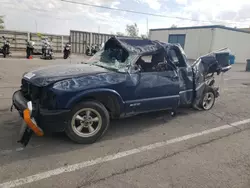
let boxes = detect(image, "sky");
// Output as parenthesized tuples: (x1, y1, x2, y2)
(1, 0, 250, 35)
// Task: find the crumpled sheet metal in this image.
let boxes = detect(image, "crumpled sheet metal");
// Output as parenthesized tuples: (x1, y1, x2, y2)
(107, 36, 174, 56)
(198, 48, 232, 73)
(191, 48, 232, 108)
(178, 67, 194, 105)
(53, 72, 127, 91)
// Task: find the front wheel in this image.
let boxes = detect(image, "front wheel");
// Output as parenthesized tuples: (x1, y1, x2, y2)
(200, 87, 216, 110)
(85, 49, 90, 56)
(3, 48, 6, 58)
(65, 101, 110, 144)
(63, 51, 69, 59)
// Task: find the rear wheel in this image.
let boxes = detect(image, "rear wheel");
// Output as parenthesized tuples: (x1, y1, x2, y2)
(200, 87, 215, 110)
(65, 101, 110, 144)
(26, 48, 31, 58)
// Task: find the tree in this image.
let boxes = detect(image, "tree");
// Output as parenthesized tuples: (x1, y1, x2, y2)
(0, 16, 4, 29)
(126, 23, 139, 37)
(171, 24, 177, 28)
(116, 32, 125, 36)
(140, 34, 148, 39)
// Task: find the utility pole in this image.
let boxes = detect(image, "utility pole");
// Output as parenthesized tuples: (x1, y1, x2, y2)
(35, 20, 37, 33)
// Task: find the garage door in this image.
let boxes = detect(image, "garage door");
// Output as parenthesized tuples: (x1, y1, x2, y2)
(168, 34, 186, 49)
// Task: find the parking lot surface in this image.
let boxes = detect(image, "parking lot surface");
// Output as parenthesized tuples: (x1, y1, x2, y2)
(0, 57, 250, 188)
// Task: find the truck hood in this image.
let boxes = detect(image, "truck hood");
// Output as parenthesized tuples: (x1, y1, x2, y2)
(23, 63, 110, 87)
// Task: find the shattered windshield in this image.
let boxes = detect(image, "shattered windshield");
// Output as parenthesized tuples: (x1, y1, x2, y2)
(86, 47, 132, 72)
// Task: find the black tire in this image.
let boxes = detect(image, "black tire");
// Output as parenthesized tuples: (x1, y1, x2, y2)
(65, 101, 110, 144)
(64, 51, 69, 59)
(3, 49, 6, 58)
(199, 87, 216, 110)
(85, 49, 90, 56)
(26, 48, 31, 59)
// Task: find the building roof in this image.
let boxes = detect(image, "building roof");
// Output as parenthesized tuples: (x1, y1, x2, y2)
(150, 25, 250, 34)
(240, 28, 250, 32)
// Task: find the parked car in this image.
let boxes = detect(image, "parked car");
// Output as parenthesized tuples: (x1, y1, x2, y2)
(11, 37, 232, 147)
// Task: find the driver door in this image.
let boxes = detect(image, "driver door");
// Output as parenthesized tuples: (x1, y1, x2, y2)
(126, 55, 180, 113)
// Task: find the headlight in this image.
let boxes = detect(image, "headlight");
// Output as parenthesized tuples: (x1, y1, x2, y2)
(22, 71, 28, 77)
(53, 79, 80, 90)
(22, 72, 35, 79)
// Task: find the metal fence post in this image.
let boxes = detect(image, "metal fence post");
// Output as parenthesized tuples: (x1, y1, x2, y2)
(90, 32, 92, 47)
(246, 59, 250, 71)
(61, 36, 64, 53)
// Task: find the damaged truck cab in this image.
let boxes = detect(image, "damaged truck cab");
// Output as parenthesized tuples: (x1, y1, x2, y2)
(12, 37, 232, 146)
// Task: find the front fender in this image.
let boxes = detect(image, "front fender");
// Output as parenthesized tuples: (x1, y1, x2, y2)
(65, 88, 125, 110)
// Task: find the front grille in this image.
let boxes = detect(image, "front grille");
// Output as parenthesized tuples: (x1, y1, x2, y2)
(40, 89, 57, 109)
(21, 79, 40, 101)
(21, 79, 57, 110)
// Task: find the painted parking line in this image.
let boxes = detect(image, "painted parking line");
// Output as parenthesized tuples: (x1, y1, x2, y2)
(0, 148, 24, 155)
(1, 118, 250, 188)
(0, 145, 43, 156)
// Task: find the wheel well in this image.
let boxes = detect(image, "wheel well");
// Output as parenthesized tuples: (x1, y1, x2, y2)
(79, 94, 121, 119)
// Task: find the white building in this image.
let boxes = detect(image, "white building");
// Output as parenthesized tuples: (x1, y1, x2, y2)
(149, 25, 250, 63)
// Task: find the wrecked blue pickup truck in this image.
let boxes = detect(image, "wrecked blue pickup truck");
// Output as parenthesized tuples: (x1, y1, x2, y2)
(12, 37, 232, 146)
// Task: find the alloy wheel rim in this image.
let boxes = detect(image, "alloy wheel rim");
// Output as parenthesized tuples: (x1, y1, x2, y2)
(202, 92, 215, 110)
(71, 108, 102, 137)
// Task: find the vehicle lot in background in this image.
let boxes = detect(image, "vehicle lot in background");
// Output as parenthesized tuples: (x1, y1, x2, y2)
(0, 58, 250, 188)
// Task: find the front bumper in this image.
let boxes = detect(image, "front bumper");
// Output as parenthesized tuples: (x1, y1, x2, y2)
(12, 91, 70, 143)
(12, 90, 44, 146)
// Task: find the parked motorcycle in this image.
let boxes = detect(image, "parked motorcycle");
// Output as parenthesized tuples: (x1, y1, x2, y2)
(85, 44, 99, 56)
(41, 38, 53, 60)
(25, 40, 35, 59)
(63, 42, 71, 59)
(0, 36, 15, 58)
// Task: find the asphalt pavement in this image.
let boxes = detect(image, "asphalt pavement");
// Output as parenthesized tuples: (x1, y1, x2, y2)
(0, 56, 250, 188)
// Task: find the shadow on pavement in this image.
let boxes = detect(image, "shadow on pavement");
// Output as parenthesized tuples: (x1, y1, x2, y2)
(0, 107, 198, 165)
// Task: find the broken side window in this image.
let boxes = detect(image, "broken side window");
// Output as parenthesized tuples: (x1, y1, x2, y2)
(168, 47, 187, 68)
(135, 51, 172, 72)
